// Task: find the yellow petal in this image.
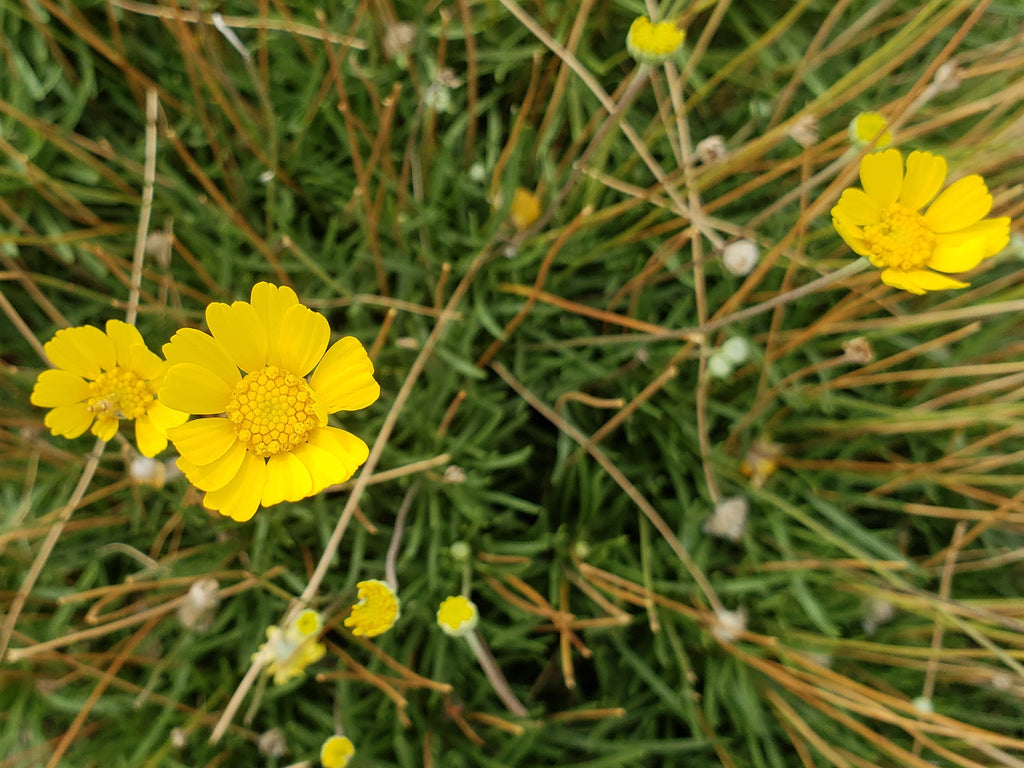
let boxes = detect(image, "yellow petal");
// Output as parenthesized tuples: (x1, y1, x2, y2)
(300, 426, 369, 491)
(206, 300, 267, 373)
(44, 325, 115, 379)
(105, 320, 146, 369)
(178, 440, 248, 492)
(134, 414, 168, 457)
(44, 403, 94, 439)
(163, 327, 240, 388)
(928, 218, 1009, 272)
(146, 400, 189, 432)
(859, 149, 902, 208)
(277, 304, 330, 377)
(976, 216, 1011, 257)
(91, 414, 120, 441)
(927, 238, 988, 274)
(310, 337, 380, 412)
(250, 282, 299, 368)
(832, 188, 882, 227)
(167, 417, 239, 466)
(31, 369, 91, 408)
(291, 440, 351, 493)
(130, 344, 166, 380)
(880, 268, 967, 294)
(160, 363, 233, 414)
(898, 151, 946, 210)
(203, 452, 267, 522)
(831, 217, 873, 257)
(924, 175, 992, 233)
(262, 451, 314, 506)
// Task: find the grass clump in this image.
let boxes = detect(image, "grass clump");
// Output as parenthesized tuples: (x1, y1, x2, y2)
(2, 1, 1023, 766)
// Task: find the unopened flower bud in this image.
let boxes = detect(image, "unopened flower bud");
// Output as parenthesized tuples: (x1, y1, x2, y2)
(848, 111, 891, 149)
(719, 337, 751, 366)
(626, 16, 685, 65)
(449, 540, 472, 562)
(842, 337, 874, 364)
(130, 456, 166, 487)
(788, 113, 819, 148)
(703, 497, 749, 542)
(437, 595, 479, 637)
(695, 135, 727, 165)
(710, 606, 747, 642)
(722, 239, 759, 276)
(257, 728, 288, 758)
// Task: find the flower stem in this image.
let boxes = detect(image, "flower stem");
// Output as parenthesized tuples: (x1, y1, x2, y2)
(695, 258, 870, 338)
(465, 631, 529, 717)
(384, 480, 420, 593)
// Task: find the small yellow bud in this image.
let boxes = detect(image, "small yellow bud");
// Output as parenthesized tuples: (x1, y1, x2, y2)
(320, 735, 355, 768)
(848, 111, 891, 149)
(436, 595, 479, 637)
(626, 16, 685, 65)
(509, 187, 542, 230)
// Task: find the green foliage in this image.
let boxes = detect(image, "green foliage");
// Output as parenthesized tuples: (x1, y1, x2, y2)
(2, 1, 1023, 766)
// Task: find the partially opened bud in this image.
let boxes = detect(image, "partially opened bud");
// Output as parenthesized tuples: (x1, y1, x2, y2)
(626, 16, 685, 65)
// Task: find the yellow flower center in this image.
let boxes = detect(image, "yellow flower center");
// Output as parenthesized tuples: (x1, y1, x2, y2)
(344, 580, 400, 638)
(225, 365, 321, 458)
(862, 203, 935, 272)
(87, 368, 154, 418)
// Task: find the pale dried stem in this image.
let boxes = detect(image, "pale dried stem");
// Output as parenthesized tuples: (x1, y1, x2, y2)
(7, 573, 266, 661)
(329, 452, 450, 491)
(564, 258, 872, 348)
(465, 631, 529, 717)
(110, 0, 366, 47)
(125, 89, 158, 326)
(384, 480, 420, 592)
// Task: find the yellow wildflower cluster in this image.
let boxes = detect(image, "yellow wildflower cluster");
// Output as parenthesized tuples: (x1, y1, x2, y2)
(31, 283, 380, 522)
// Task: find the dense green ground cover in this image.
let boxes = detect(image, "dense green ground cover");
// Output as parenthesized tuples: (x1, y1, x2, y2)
(2, 1, 1024, 765)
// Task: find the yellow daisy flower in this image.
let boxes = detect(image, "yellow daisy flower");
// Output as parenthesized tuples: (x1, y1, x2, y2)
(344, 579, 400, 638)
(831, 149, 1010, 294)
(320, 735, 355, 768)
(254, 608, 327, 686)
(436, 595, 479, 638)
(159, 282, 380, 522)
(626, 16, 685, 65)
(30, 320, 186, 457)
